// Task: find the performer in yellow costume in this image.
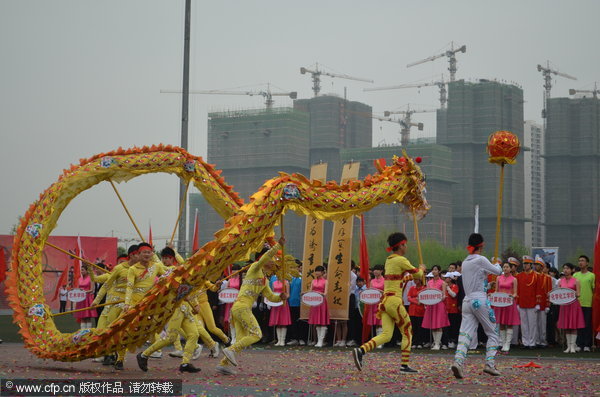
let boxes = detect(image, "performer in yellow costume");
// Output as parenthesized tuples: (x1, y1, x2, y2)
(89, 244, 139, 366)
(352, 232, 424, 373)
(195, 279, 229, 355)
(108, 243, 168, 370)
(149, 246, 186, 359)
(216, 237, 288, 375)
(137, 288, 214, 373)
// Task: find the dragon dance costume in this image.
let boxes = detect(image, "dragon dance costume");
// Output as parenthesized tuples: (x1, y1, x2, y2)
(111, 248, 169, 367)
(355, 253, 423, 371)
(196, 280, 230, 345)
(217, 243, 283, 374)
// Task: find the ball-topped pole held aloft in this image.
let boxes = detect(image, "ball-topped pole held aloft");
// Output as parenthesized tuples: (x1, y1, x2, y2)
(487, 130, 521, 259)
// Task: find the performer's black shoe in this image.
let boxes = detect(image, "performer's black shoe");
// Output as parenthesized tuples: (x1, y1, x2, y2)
(352, 348, 364, 371)
(400, 364, 418, 373)
(114, 360, 124, 370)
(102, 354, 117, 365)
(136, 353, 148, 372)
(179, 363, 201, 373)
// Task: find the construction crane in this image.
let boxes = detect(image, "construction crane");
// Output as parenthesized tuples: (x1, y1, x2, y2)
(407, 42, 466, 82)
(365, 76, 447, 108)
(376, 106, 435, 146)
(160, 86, 297, 109)
(300, 63, 373, 97)
(537, 61, 577, 118)
(569, 83, 599, 99)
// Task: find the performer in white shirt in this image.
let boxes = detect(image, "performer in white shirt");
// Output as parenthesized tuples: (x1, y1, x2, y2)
(451, 233, 502, 379)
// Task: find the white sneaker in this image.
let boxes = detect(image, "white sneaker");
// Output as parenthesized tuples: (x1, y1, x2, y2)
(346, 340, 356, 347)
(583, 347, 591, 352)
(441, 345, 448, 350)
(575, 346, 582, 352)
(298, 340, 306, 346)
(483, 364, 501, 376)
(192, 346, 202, 360)
(223, 347, 238, 366)
(287, 339, 299, 346)
(308, 340, 316, 346)
(448, 342, 456, 349)
(169, 350, 184, 358)
(377, 344, 383, 349)
(149, 351, 162, 359)
(431, 344, 440, 351)
(216, 365, 237, 375)
(210, 342, 220, 358)
(339, 341, 346, 348)
(451, 363, 464, 379)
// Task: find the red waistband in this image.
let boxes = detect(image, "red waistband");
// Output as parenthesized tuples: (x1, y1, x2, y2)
(384, 275, 403, 280)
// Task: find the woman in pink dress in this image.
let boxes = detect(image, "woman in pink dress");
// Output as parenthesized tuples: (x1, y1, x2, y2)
(309, 265, 330, 347)
(494, 262, 520, 352)
(422, 265, 450, 350)
(222, 264, 242, 344)
(367, 265, 385, 348)
(73, 266, 97, 329)
(269, 277, 291, 346)
(557, 263, 585, 353)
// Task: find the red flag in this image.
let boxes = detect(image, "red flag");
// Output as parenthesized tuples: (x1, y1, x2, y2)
(592, 217, 600, 346)
(52, 265, 69, 301)
(148, 222, 153, 247)
(359, 214, 372, 343)
(0, 248, 6, 283)
(359, 215, 371, 282)
(71, 250, 81, 288)
(192, 209, 200, 253)
(71, 236, 83, 288)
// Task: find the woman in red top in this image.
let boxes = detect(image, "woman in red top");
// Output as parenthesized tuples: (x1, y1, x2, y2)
(444, 275, 460, 349)
(407, 278, 426, 348)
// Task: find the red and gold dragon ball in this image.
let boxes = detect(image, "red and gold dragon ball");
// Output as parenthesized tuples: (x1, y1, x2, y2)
(487, 130, 520, 165)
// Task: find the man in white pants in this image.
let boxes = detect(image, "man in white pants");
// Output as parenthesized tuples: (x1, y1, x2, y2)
(516, 256, 541, 349)
(451, 233, 502, 379)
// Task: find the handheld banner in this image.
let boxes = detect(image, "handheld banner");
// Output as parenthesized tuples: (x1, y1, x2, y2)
(218, 288, 239, 304)
(417, 288, 443, 306)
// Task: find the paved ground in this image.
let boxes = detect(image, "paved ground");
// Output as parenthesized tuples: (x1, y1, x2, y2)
(0, 343, 599, 396)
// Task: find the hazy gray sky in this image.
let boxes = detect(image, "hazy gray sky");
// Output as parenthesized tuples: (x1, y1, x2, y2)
(1, 1, 598, 247)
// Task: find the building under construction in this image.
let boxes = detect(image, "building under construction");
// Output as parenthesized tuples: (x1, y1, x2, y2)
(545, 96, 600, 260)
(191, 79, 530, 258)
(437, 79, 526, 249)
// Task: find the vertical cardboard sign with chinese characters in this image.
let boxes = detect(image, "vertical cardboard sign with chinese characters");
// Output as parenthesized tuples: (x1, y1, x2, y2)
(300, 163, 328, 320)
(326, 162, 360, 320)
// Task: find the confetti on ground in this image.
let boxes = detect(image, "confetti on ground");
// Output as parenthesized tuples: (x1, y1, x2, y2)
(1, 343, 599, 396)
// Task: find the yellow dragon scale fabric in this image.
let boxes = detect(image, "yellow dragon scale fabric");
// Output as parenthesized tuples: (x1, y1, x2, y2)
(7, 144, 429, 361)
